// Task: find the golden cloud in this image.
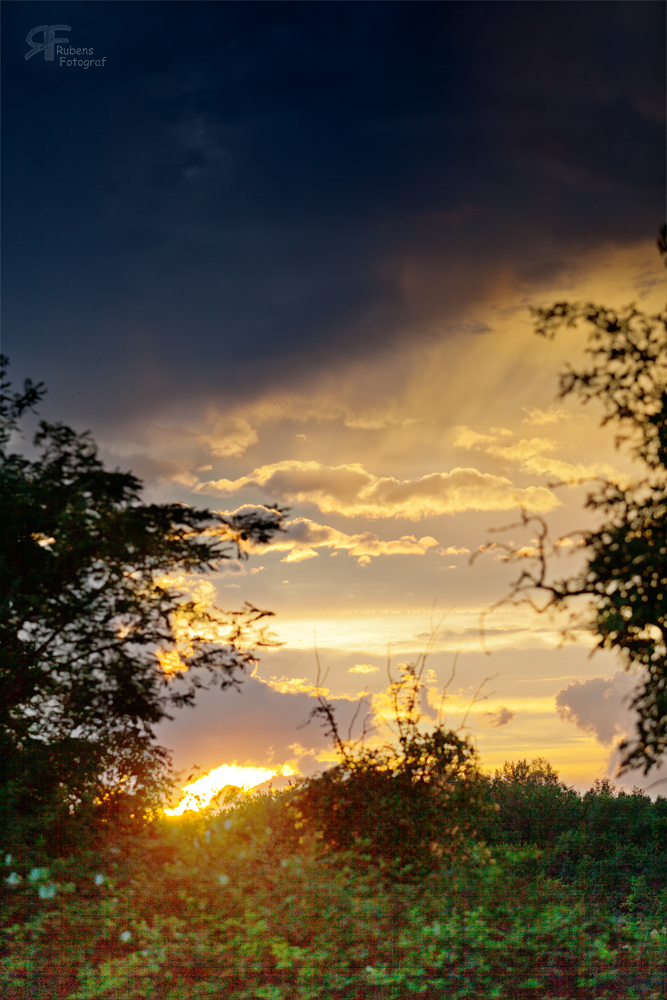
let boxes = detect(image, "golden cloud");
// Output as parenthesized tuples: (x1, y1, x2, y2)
(280, 546, 320, 563)
(488, 437, 557, 463)
(456, 429, 630, 487)
(247, 516, 439, 565)
(256, 673, 361, 702)
(203, 415, 258, 458)
(522, 406, 577, 425)
(488, 438, 630, 485)
(196, 460, 560, 519)
(453, 426, 498, 449)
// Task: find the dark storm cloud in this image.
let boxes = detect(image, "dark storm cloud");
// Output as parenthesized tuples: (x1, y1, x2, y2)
(3, 1, 664, 430)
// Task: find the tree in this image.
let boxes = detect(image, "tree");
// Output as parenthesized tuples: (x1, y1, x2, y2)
(0, 358, 285, 848)
(480, 234, 667, 774)
(480, 758, 580, 848)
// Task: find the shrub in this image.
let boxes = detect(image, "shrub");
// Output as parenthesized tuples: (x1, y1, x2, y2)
(290, 659, 493, 874)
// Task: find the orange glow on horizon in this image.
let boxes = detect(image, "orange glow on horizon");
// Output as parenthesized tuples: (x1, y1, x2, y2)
(165, 762, 297, 816)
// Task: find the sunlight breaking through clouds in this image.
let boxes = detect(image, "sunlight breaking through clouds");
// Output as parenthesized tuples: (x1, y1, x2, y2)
(165, 762, 297, 816)
(454, 427, 631, 486)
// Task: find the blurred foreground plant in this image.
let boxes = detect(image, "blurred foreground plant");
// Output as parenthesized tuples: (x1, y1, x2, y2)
(2, 802, 665, 1000)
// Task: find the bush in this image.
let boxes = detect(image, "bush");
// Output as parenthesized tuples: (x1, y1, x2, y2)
(289, 658, 491, 874)
(293, 726, 486, 873)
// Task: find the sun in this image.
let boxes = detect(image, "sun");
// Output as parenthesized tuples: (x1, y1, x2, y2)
(165, 762, 297, 816)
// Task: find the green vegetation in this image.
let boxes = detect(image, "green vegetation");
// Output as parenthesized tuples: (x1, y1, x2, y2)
(1, 757, 665, 999)
(1, 663, 665, 999)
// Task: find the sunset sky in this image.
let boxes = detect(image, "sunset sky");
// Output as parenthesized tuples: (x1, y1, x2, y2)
(4, 1, 666, 798)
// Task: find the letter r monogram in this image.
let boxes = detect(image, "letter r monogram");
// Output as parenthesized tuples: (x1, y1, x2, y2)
(25, 25, 71, 61)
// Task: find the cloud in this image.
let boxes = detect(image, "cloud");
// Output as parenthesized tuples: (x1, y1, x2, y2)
(438, 545, 471, 555)
(251, 516, 438, 565)
(342, 410, 421, 430)
(488, 438, 627, 484)
(155, 672, 364, 778)
(280, 547, 320, 563)
(202, 416, 258, 458)
(555, 671, 641, 745)
(8, 1, 662, 444)
(113, 454, 199, 488)
(349, 664, 379, 674)
(195, 460, 560, 519)
(453, 428, 630, 487)
(478, 705, 516, 729)
(522, 407, 577, 425)
(455, 432, 630, 487)
(487, 437, 557, 462)
(216, 559, 252, 578)
(454, 427, 498, 449)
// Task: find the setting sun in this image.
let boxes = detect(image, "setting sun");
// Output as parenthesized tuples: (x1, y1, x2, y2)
(165, 762, 297, 816)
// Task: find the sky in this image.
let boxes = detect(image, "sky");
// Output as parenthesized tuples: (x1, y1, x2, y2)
(3, 1, 666, 801)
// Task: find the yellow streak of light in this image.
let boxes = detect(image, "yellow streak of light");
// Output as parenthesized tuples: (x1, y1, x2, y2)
(165, 762, 297, 816)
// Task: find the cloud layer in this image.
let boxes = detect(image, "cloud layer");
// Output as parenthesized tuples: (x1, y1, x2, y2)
(555, 670, 640, 745)
(155, 673, 363, 778)
(5, 3, 662, 434)
(196, 460, 560, 519)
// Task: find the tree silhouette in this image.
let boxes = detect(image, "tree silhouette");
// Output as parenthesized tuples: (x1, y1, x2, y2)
(479, 233, 667, 773)
(0, 358, 285, 847)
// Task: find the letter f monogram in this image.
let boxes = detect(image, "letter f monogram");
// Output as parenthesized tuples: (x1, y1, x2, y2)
(25, 25, 71, 61)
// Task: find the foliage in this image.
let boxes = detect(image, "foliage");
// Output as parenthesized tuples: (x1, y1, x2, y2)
(1, 777, 665, 1000)
(0, 358, 285, 851)
(478, 759, 667, 923)
(479, 758, 581, 848)
(291, 655, 491, 873)
(547, 783, 667, 920)
(292, 727, 484, 873)
(478, 236, 667, 772)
